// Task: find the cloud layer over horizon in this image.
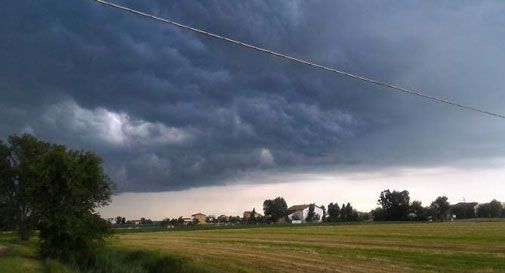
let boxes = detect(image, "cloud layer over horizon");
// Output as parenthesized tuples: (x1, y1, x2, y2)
(1, 0, 504, 192)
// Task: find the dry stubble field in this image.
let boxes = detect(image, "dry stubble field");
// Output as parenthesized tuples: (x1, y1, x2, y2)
(111, 221, 505, 273)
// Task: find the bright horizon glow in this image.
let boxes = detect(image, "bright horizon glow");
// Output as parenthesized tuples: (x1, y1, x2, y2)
(99, 165, 505, 221)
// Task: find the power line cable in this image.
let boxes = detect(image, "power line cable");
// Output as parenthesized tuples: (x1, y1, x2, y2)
(94, 0, 505, 119)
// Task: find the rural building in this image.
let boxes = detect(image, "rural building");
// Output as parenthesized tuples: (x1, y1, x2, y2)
(129, 219, 142, 225)
(243, 210, 263, 221)
(191, 213, 207, 224)
(287, 204, 324, 224)
(182, 217, 193, 225)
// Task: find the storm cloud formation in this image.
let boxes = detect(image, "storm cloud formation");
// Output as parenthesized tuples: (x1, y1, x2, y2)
(1, 1, 504, 192)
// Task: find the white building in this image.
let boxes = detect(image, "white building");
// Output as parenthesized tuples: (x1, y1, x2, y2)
(287, 204, 324, 224)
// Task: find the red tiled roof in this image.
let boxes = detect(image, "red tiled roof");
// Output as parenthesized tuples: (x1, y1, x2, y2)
(191, 213, 206, 217)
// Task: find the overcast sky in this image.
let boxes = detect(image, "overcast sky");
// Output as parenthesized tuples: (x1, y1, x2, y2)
(1, 1, 504, 219)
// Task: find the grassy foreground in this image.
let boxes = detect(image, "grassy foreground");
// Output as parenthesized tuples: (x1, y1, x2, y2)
(1, 221, 505, 272)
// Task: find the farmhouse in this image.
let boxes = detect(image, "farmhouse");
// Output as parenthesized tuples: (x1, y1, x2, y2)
(191, 213, 207, 224)
(243, 210, 263, 221)
(287, 204, 324, 224)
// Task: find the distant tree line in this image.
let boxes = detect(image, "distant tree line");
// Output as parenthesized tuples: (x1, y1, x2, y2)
(158, 215, 243, 227)
(151, 192, 504, 228)
(326, 202, 360, 222)
(115, 216, 127, 225)
(113, 216, 153, 225)
(160, 217, 186, 227)
(371, 189, 504, 221)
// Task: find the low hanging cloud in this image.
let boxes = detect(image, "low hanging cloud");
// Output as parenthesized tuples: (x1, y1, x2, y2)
(259, 148, 275, 166)
(43, 100, 192, 146)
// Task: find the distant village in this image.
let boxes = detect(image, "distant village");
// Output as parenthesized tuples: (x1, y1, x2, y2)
(108, 190, 505, 228)
(110, 203, 329, 227)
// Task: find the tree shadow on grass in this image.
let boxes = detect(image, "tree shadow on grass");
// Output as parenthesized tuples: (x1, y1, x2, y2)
(74, 247, 205, 273)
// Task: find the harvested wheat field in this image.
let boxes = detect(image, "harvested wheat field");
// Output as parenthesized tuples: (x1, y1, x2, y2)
(111, 221, 505, 273)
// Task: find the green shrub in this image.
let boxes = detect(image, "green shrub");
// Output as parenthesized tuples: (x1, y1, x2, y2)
(127, 250, 185, 273)
(69, 248, 187, 273)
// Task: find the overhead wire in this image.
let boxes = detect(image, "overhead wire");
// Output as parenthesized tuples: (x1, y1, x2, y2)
(94, 0, 505, 119)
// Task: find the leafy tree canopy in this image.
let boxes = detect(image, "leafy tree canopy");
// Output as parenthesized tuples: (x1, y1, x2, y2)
(430, 196, 451, 221)
(0, 134, 51, 240)
(0, 134, 112, 262)
(263, 197, 287, 223)
(377, 189, 411, 221)
(327, 202, 340, 222)
(305, 203, 318, 223)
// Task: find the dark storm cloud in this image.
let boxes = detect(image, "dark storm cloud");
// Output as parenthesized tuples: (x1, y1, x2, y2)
(1, 1, 504, 192)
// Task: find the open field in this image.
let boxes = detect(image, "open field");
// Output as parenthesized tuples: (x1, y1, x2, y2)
(112, 221, 505, 273)
(1, 221, 505, 273)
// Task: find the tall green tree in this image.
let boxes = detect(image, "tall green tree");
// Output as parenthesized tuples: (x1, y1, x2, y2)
(327, 202, 340, 222)
(321, 205, 326, 222)
(477, 200, 503, 218)
(370, 207, 386, 221)
(115, 216, 124, 225)
(409, 200, 428, 221)
(0, 134, 50, 240)
(32, 144, 112, 261)
(489, 200, 503, 218)
(263, 197, 287, 223)
(341, 203, 358, 221)
(430, 196, 451, 221)
(339, 203, 347, 221)
(248, 208, 257, 224)
(305, 203, 318, 223)
(451, 202, 477, 219)
(377, 189, 410, 221)
(0, 134, 112, 262)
